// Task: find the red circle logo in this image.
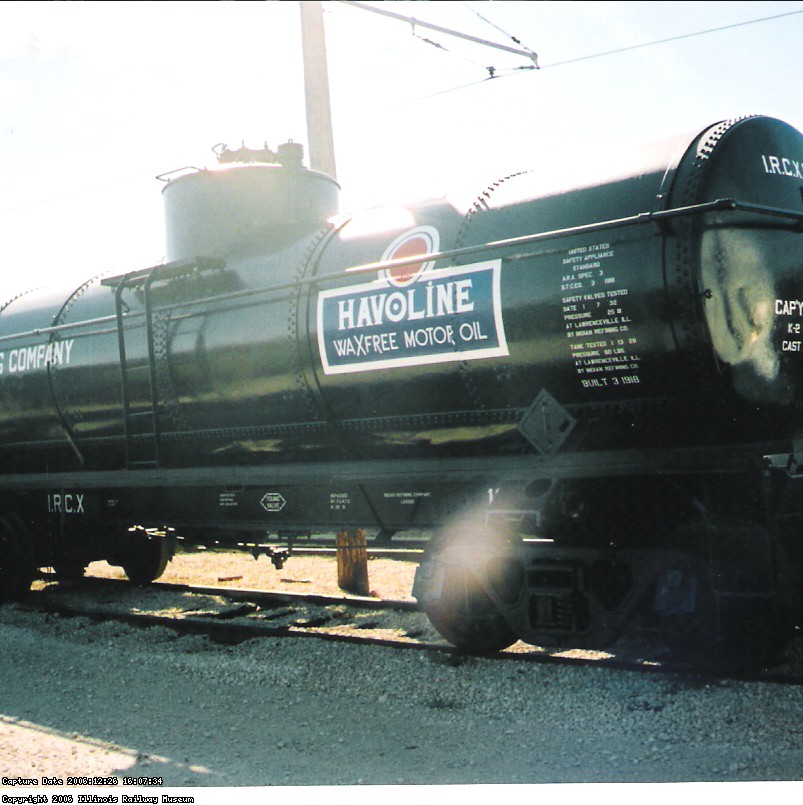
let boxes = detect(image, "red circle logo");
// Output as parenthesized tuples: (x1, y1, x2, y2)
(381, 227, 439, 287)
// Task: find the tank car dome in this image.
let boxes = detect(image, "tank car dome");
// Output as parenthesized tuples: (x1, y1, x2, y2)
(160, 140, 340, 263)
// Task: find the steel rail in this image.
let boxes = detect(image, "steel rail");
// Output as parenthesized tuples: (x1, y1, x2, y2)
(20, 579, 803, 685)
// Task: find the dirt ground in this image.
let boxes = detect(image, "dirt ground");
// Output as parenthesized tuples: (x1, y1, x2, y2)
(4, 545, 803, 790)
(83, 545, 420, 602)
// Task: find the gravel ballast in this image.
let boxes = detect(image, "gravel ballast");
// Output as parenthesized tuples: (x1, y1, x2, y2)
(0, 551, 802, 787)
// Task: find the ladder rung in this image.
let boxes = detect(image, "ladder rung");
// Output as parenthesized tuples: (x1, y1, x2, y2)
(114, 263, 164, 470)
(127, 428, 157, 439)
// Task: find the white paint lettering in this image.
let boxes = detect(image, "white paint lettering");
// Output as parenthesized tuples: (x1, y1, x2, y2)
(776, 299, 803, 316)
(338, 298, 355, 330)
(48, 491, 86, 514)
(6, 339, 75, 374)
(454, 279, 474, 313)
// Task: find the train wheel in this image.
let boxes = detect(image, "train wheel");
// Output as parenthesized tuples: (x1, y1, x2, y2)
(416, 525, 518, 653)
(659, 521, 797, 673)
(0, 515, 35, 602)
(121, 527, 175, 586)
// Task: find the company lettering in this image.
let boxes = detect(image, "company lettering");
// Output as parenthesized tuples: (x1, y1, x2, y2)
(336, 280, 474, 331)
(776, 299, 803, 316)
(47, 493, 85, 514)
(761, 154, 803, 178)
(318, 260, 507, 374)
(0, 339, 75, 375)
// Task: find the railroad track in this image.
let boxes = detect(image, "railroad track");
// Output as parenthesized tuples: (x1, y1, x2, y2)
(24, 574, 429, 647)
(14, 574, 803, 686)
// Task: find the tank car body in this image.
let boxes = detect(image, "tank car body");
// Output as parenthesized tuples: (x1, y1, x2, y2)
(0, 115, 801, 670)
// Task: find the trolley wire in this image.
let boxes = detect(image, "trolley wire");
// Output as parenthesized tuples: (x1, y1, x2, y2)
(0, 174, 147, 217)
(397, 7, 803, 105)
(411, 28, 496, 75)
(459, 0, 539, 67)
(411, 1, 540, 79)
(543, 7, 803, 70)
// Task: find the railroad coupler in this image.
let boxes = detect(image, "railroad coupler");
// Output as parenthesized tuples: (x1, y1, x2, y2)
(249, 544, 291, 569)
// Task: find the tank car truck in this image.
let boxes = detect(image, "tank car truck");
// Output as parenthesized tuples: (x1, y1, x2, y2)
(0, 117, 801, 671)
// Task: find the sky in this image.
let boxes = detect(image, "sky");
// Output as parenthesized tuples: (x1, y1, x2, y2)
(0, 0, 801, 296)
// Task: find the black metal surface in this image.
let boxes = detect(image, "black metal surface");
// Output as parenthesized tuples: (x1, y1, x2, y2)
(0, 115, 798, 536)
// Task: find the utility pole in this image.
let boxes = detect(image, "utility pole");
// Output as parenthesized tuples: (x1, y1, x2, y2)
(299, 1, 338, 181)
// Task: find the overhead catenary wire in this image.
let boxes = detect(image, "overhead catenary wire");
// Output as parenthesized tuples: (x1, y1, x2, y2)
(395, 7, 803, 105)
(411, 27, 497, 75)
(350, 0, 542, 82)
(337, 0, 539, 63)
(4, 6, 801, 218)
(345, 0, 540, 83)
(542, 7, 803, 70)
(459, 0, 539, 67)
(0, 175, 151, 217)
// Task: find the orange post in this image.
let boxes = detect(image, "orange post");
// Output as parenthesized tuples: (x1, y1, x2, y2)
(336, 528, 369, 596)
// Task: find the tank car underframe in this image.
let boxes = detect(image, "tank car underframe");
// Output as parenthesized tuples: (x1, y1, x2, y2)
(413, 522, 797, 667)
(411, 454, 802, 671)
(0, 445, 800, 670)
